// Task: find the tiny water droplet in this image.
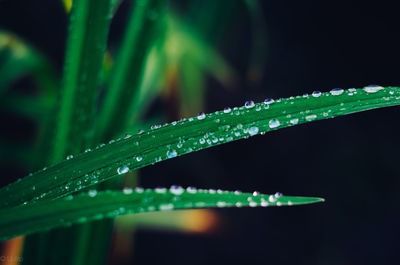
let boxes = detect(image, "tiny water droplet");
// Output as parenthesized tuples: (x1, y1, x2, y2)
(159, 203, 174, 211)
(66, 155, 73, 160)
(312, 91, 321, 97)
(170, 185, 184, 195)
(136, 156, 143, 162)
(264, 98, 275, 104)
(155, 187, 167, 193)
(252, 191, 260, 196)
(249, 201, 258, 207)
(197, 112, 206, 120)
(330, 88, 344, 96)
(245, 101, 255, 109)
(123, 187, 133, 194)
(117, 165, 129, 175)
(167, 149, 177, 158)
(290, 118, 299, 125)
(223, 107, 231, 113)
(186, 186, 197, 194)
(305, 114, 317, 121)
(248, 126, 259, 136)
(217, 201, 227, 207)
(88, 189, 97, 197)
(269, 119, 280, 128)
(275, 192, 282, 198)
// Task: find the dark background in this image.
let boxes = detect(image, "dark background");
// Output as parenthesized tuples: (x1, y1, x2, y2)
(1, 0, 400, 264)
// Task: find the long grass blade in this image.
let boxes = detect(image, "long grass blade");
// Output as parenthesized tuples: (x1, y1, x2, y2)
(1, 86, 397, 208)
(0, 188, 323, 241)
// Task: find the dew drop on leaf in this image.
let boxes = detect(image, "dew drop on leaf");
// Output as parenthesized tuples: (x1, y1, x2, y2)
(88, 189, 97, 197)
(167, 149, 177, 158)
(224, 107, 232, 113)
(312, 91, 321, 97)
(245, 100, 255, 109)
(117, 165, 129, 175)
(197, 112, 206, 120)
(264, 98, 275, 104)
(269, 119, 280, 128)
(363, 84, 384, 93)
(330, 88, 344, 96)
(170, 185, 184, 195)
(248, 126, 259, 136)
(123, 187, 133, 194)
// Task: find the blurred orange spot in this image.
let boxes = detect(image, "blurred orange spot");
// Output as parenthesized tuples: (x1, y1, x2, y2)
(183, 209, 220, 234)
(1, 236, 24, 265)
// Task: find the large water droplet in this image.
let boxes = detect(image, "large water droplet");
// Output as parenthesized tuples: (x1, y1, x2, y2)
(330, 88, 344, 96)
(269, 119, 280, 128)
(245, 101, 255, 109)
(117, 165, 129, 175)
(363, 84, 384, 93)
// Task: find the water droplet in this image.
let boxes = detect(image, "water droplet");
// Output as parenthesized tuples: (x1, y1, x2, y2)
(252, 191, 260, 196)
(197, 112, 206, 120)
(305, 114, 317, 121)
(245, 101, 255, 109)
(123, 187, 133, 194)
(261, 200, 269, 207)
(269, 119, 280, 128)
(290, 118, 299, 125)
(275, 192, 282, 198)
(66, 155, 73, 160)
(167, 150, 177, 158)
(330, 88, 344, 96)
(88, 189, 97, 197)
(363, 84, 384, 93)
(234, 190, 242, 195)
(117, 165, 129, 175)
(223, 107, 231, 113)
(217, 201, 226, 207)
(264, 98, 275, 104)
(288, 201, 293, 206)
(124, 134, 132, 139)
(159, 203, 174, 211)
(135, 187, 144, 193)
(136, 156, 143, 162)
(170, 185, 184, 195)
(186, 186, 197, 194)
(199, 138, 205, 144)
(249, 201, 258, 207)
(155, 187, 167, 193)
(312, 91, 321, 97)
(248, 126, 259, 136)
(268, 195, 276, 203)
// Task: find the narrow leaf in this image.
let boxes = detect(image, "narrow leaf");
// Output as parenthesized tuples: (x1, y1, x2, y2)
(0, 188, 323, 241)
(0, 86, 397, 207)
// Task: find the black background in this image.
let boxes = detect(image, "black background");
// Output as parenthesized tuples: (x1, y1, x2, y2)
(1, 0, 400, 264)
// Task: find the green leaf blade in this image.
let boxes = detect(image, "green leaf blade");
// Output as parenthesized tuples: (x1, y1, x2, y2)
(0, 188, 323, 241)
(0, 86, 397, 208)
